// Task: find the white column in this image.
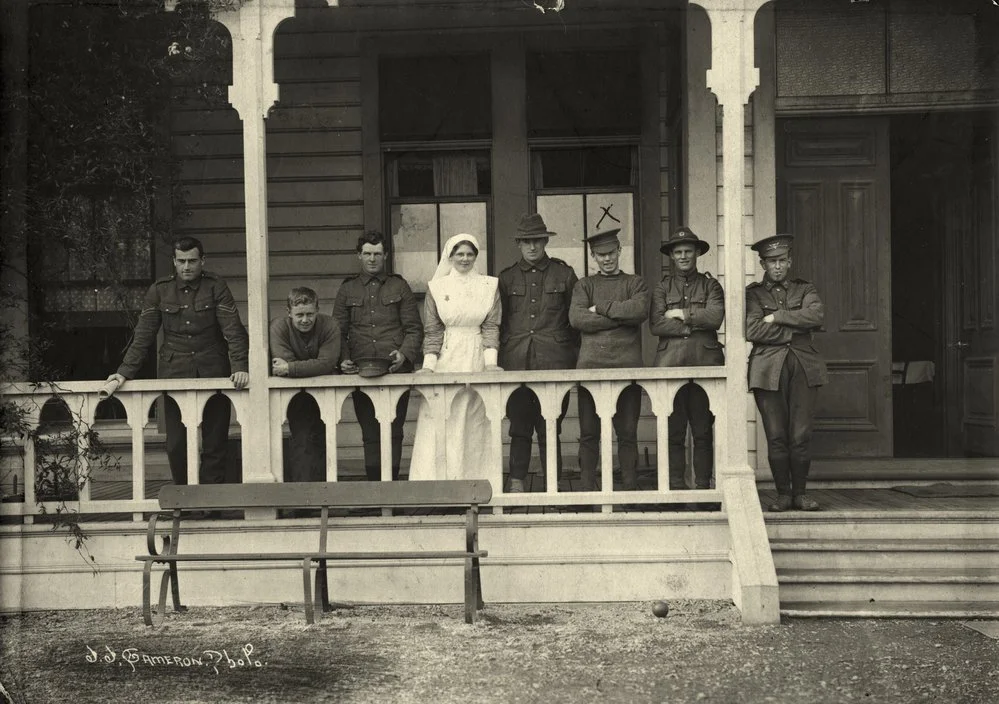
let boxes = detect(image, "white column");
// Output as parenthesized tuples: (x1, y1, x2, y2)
(188, 0, 336, 485)
(697, 0, 765, 480)
(694, 0, 778, 625)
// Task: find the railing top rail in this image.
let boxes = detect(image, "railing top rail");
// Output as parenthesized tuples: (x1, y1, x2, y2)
(268, 366, 728, 389)
(1, 379, 240, 396)
(1, 367, 729, 396)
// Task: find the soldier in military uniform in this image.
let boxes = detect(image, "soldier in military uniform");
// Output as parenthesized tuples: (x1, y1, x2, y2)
(333, 231, 423, 481)
(107, 236, 249, 485)
(650, 227, 725, 494)
(498, 213, 579, 493)
(746, 234, 828, 512)
(569, 228, 650, 493)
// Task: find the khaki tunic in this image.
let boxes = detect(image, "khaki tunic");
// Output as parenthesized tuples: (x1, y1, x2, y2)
(649, 270, 725, 367)
(332, 272, 423, 365)
(117, 271, 248, 380)
(498, 255, 579, 371)
(745, 278, 828, 390)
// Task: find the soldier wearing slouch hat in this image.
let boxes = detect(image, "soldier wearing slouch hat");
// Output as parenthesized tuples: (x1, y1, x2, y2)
(498, 213, 579, 493)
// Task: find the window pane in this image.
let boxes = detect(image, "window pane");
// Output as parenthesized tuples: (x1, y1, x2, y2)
(527, 51, 641, 138)
(537, 192, 635, 277)
(536, 194, 587, 277)
(532, 147, 634, 189)
(391, 203, 438, 294)
(440, 202, 489, 275)
(380, 55, 492, 141)
(388, 151, 491, 198)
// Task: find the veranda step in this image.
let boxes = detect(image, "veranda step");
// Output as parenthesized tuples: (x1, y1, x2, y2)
(780, 600, 999, 619)
(766, 514, 999, 541)
(778, 567, 999, 583)
(770, 538, 999, 570)
(777, 567, 999, 603)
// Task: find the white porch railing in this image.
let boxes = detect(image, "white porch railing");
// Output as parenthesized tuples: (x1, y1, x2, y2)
(1, 369, 780, 623)
(0, 368, 727, 518)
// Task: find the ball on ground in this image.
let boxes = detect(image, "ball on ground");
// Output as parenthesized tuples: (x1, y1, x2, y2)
(652, 601, 670, 618)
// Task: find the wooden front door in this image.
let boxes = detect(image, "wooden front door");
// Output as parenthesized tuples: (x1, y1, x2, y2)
(942, 112, 999, 458)
(776, 117, 893, 458)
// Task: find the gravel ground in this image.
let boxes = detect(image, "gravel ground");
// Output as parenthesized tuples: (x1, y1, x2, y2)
(1, 602, 997, 704)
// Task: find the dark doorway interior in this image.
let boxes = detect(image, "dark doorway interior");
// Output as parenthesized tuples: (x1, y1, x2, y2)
(889, 111, 990, 458)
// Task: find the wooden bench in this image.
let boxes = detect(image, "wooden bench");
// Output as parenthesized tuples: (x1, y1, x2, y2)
(136, 480, 491, 626)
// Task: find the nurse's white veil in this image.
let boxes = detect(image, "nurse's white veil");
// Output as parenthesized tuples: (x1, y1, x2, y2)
(432, 233, 482, 280)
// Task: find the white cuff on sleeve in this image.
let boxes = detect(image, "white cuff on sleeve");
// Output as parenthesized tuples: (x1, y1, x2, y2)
(422, 353, 438, 371)
(483, 348, 498, 367)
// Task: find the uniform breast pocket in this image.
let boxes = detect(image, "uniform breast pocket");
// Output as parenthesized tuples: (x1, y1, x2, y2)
(380, 291, 402, 308)
(345, 298, 364, 322)
(191, 301, 217, 331)
(506, 287, 526, 312)
(786, 295, 804, 310)
(159, 303, 181, 331)
(543, 282, 567, 309)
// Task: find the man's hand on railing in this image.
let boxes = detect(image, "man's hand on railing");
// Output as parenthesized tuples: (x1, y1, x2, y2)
(272, 357, 290, 377)
(415, 367, 434, 374)
(230, 372, 250, 389)
(101, 374, 126, 398)
(388, 350, 405, 373)
(341, 359, 359, 374)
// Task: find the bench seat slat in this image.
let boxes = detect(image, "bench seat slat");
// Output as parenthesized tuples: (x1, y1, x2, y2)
(137, 550, 488, 562)
(157, 480, 492, 510)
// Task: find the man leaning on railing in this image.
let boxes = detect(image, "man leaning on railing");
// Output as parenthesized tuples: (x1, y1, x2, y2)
(270, 286, 340, 484)
(650, 227, 725, 496)
(569, 227, 650, 493)
(332, 231, 423, 482)
(498, 213, 580, 493)
(105, 236, 249, 486)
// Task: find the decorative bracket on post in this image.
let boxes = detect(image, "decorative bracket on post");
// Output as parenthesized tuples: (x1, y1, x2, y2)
(164, 1, 339, 120)
(697, 0, 766, 109)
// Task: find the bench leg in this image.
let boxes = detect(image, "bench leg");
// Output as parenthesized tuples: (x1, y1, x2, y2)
(464, 557, 476, 624)
(168, 562, 185, 613)
(143, 561, 185, 627)
(316, 559, 331, 614)
(141, 561, 155, 626)
(302, 558, 316, 625)
(473, 556, 484, 610)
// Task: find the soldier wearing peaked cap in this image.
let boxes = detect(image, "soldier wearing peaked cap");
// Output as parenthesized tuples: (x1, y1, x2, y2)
(746, 234, 828, 512)
(499, 213, 580, 493)
(650, 227, 725, 497)
(107, 236, 249, 486)
(569, 226, 650, 493)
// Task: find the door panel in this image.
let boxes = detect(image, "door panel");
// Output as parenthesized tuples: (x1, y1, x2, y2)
(777, 118, 893, 458)
(944, 112, 999, 457)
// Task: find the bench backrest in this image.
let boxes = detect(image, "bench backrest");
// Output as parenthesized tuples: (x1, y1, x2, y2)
(158, 480, 493, 510)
